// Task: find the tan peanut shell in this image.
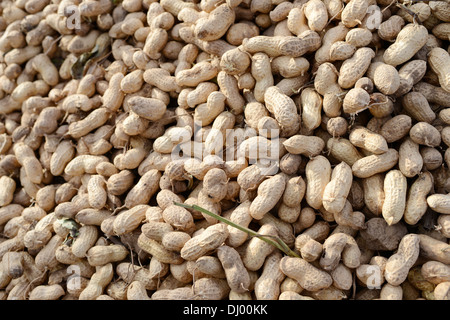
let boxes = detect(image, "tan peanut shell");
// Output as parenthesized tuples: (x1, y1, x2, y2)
(343, 87, 370, 114)
(319, 232, 349, 271)
(418, 234, 450, 265)
(113, 205, 148, 236)
(327, 138, 363, 166)
(341, 0, 370, 28)
(378, 15, 404, 41)
(313, 62, 339, 101)
(394, 60, 427, 97)
(242, 224, 278, 271)
(138, 233, 183, 264)
(280, 256, 333, 292)
(71, 225, 99, 258)
(384, 234, 420, 286)
(162, 204, 195, 233)
(217, 245, 251, 293)
(315, 24, 349, 66)
(427, 193, 450, 214)
(305, 155, 332, 210)
(79, 263, 114, 300)
(369, 93, 395, 118)
(272, 56, 310, 78)
(409, 122, 441, 147)
(329, 41, 356, 61)
(0, 176, 16, 207)
(264, 86, 299, 137)
(382, 170, 407, 226)
(194, 4, 235, 41)
(226, 201, 253, 248)
(338, 47, 375, 89)
(124, 169, 161, 208)
(283, 135, 325, 157)
(250, 174, 286, 220)
(349, 126, 388, 155)
(283, 176, 306, 209)
(434, 282, 450, 300)
(203, 168, 228, 203)
(304, 0, 328, 32)
(300, 87, 322, 131)
(380, 115, 412, 143)
(87, 245, 129, 267)
(352, 149, 399, 178)
(29, 284, 65, 300)
(373, 64, 400, 95)
(398, 138, 423, 178)
(254, 252, 285, 300)
(322, 162, 353, 215)
(401, 92, 436, 124)
(428, 47, 450, 93)
(346, 28, 372, 48)
(421, 261, 450, 285)
(383, 24, 428, 67)
(180, 224, 229, 261)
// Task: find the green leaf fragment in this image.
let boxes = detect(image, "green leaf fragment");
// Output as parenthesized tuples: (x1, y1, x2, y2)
(173, 202, 300, 258)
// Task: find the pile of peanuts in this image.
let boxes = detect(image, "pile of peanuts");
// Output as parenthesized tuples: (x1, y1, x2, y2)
(0, 0, 450, 300)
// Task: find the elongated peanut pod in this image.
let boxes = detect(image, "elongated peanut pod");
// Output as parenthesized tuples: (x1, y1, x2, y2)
(280, 256, 333, 292)
(382, 170, 407, 226)
(428, 47, 450, 93)
(306, 155, 332, 210)
(383, 24, 428, 67)
(250, 174, 287, 220)
(322, 162, 353, 214)
(264, 86, 299, 137)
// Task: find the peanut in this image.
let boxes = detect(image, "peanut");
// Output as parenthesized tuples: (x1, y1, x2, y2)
(280, 256, 333, 292)
(382, 170, 408, 226)
(86, 245, 129, 267)
(428, 47, 450, 93)
(384, 234, 420, 286)
(180, 224, 229, 261)
(383, 23, 428, 67)
(254, 252, 285, 300)
(250, 174, 286, 220)
(79, 263, 114, 300)
(305, 155, 332, 210)
(322, 162, 353, 214)
(217, 245, 250, 293)
(339, 47, 375, 89)
(241, 224, 278, 272)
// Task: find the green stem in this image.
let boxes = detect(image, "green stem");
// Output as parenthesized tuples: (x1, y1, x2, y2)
(174, 202, 300, 258)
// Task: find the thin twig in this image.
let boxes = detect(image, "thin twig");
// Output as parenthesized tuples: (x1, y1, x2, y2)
(173, 202, 300, 258)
